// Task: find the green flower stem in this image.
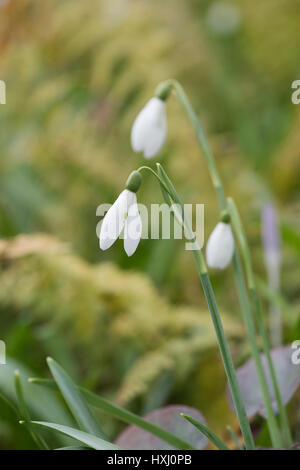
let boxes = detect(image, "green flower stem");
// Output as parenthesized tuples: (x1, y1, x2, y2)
(159, 78, 288, 446)
(159, 79, 226, 209)
(228, 198, 293, 448)
(198, 268, 255, 450)
(152, 165, 255, 450)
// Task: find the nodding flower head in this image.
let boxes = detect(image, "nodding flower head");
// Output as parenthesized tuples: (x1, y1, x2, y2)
(206, 221, 234, 269)
(99, 171, 142, 257)
(131, 97, 167, 159)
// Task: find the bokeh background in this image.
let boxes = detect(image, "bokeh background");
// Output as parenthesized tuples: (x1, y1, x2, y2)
(0, 0, 299, 449)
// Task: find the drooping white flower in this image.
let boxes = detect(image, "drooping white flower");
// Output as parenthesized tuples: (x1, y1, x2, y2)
(206, 222, 234, 269)
(131, 97, 167, 159)
(99, 171, 142, 256)
(99, 190, 142, 257)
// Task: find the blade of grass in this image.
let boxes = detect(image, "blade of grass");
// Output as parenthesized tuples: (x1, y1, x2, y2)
(46, 357, 106, 439)
(21, 421, 119, 450)
(14, 371, 49, 449)
(181, 414, 229, 450)
(55, 446, 90, 450)
(29, 378, 196, 450)
(226, 425, 243, 450)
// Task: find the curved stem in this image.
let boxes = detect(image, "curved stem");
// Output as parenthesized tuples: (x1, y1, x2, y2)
(137, 165, 174, 199)
(162, 79, 226, 209)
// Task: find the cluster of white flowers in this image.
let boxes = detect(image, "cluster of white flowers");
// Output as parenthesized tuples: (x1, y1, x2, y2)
(99, 91, 235, 267)
(99, 93, 168, 257)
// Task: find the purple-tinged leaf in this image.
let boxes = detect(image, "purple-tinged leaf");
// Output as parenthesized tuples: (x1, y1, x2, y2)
(227, 346, 300, 418)
(290, 442, 300, 450)
(257, 443, 300, 450)
(115, 405, 208, 450)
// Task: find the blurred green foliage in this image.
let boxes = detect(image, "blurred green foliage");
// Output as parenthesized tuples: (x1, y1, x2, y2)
(0, 0, 299, 448)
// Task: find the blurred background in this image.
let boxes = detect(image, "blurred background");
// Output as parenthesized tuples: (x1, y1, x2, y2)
(0, 0, 299, 449)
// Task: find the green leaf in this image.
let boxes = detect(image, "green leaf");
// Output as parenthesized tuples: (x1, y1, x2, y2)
(0, 358, 74, 425)
(14, 371, 31, 422)
(30, 378, 196, 450)
(156, 166, 173, 206)
(0, 358, 74, 447)
(15, 371, 49, 449)
(46, 357, 105, 439)
(27, 421, 120, 450)
(181, 414, 229, 450)
(156, 163, 183, 207)
(55, 446, 90, 450)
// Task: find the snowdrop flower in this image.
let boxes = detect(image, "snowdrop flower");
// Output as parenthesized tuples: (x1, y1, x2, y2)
(131, 96, 167, 159)
(206, 220, 234, 269)
(99, 171, 142, 256)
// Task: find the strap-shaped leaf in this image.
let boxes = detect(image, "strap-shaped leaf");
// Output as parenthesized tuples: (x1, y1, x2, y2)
(181, 413, 229, 450)
(47, 358, 105, 439)
(26, 421, 119, 450)
(55, 446, 90, 450)
(30, 377, 196, 450)
(15, 371, 48, 450)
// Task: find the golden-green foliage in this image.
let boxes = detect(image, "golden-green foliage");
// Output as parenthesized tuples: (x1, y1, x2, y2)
(0, 233, 244, 413)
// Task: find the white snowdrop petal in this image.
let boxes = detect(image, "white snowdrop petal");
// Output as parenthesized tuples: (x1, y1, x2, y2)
(131, 97, 167, 159)
(206, 222, 234, 269)
(131, 112, 147, 152)
(123, 201, 142, 257)
(99, 190, 129, 251)
(143, 122, 167, 159)
(124, 188, 136, 208)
